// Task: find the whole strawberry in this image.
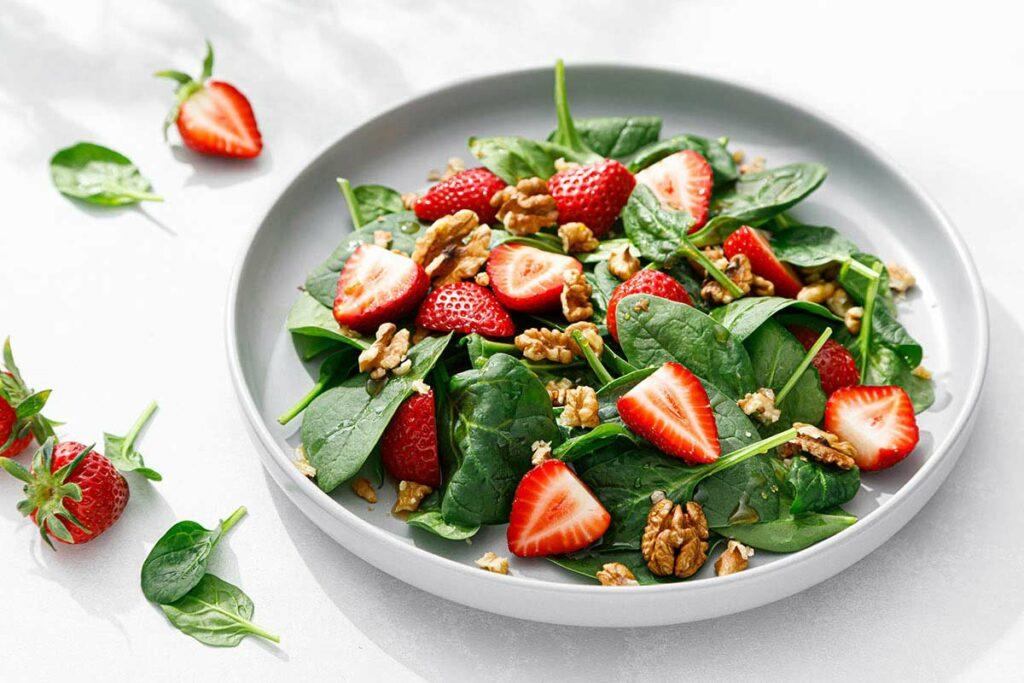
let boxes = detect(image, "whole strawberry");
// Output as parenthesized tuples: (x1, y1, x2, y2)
(0, 440, 129, 548)
(0, 338, 58, 458)
(379, 390, 441, 487)
(548, 159, 635, 237)
(414, 168, 506, 224)
(415, 282, 515, 337)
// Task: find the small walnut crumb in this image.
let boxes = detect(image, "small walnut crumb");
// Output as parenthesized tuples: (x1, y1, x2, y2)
(373, 230, 393, 249)
(739, 155, 765, 174)
(912, 364, 933, 380)
(800, 263, 840, 284)
(412, 210, 490, 285)
(887, 263, 916, 294)
(358, 323, 410, 380)
(293, 446, 316, 479)
(596, 562, 639, 586)
(560, 386, 600, 429)
(490, 177, 558, 235)
(561, 269, 594, 322)
(845, 306, 864, 335)
(393, 480, 432, 513)
(825, 286, 853, 317)
(554, 157, 581, 173)
(633, 297, 650, 313)
(546, 378, 574, 406)
(701, 253, 772, 305)
(336, 323, 364, 341)
(558, 222, 599, 253)
(475, 551, 509, 574)
(566, 321, 604, 357)
(516, 328, 574, 364)
(351, 477, 377, 503)
(780, 423, 859, 470)
(608, 245, 641, 280)
(531, 439, 553, 466)
(715, 540, 754, 576)
(410, 379, 431, 395)
(731, 150, 745, 163)
(412, 327, 431, 345)
(797, 281, 837, 304)
(650, 490, 666, 503)
(737, 387, 781, 425)
(427, 157, 465, 182)
(400, 192, 419, 210)
(641, 499, 709, 578)
(474, 271, 490, 287)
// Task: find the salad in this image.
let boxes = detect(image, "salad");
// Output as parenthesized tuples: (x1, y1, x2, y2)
(281, 60, 932, 586)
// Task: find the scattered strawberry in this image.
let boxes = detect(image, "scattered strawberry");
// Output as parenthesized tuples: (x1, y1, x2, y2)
(788, 325, 860, 396)
(0, 339, 57, 458)
(486, 243, 583, 312)
(380, 390, 440, 487)
(507, 459, 611, 557)
(414, 168, 507, 224)
(156, 41, 262, 158)
(548, 159, 635, 237)
(618, 362, 720, 464)
(824, 385, 919, 471)
(415, 282, 515, 337)
(634, 150, 712, 229)
(333, 244, 430, 334)
(723, 226, 803, 298)
(0, 440, 129, 548)
(606, 270, 692, 342)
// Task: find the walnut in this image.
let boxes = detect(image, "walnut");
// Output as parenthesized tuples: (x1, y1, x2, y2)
(554, 157, 581, 173)
(731, 149, 745, 163)
(825, 286, 853, 317)
(293, 446, 316, 479)
(400, 192, 419, 210)
(701, 253, 772, 305)
(531, 440, 552, 466)
(715, 540, 754, 576)
(690, 246, 728, 279)
(490, 177, 558, 235)
(561, 269, 594, 322)
(739, 155, 765, 174)
(558, 222, 599, 253)
(607, 245, 641, 280)
(641, 499, 709, 578)
(351, 477, 377, 504)
(373, 230, 392, 249)
(779, 423, 859, 470)
(800, 263, 840, 284)
(797, 281, 837, 304)
(633, 297, 649, 312)
(475, 551, 509, 574)
(411, 210, 490, 285)
(427, 156, 465, 182)
(845, 306, 864, 335)
(737, 387, 781, 425)
(358, 323, 410, 380)
(474, 271, 490, 287)
(515, 323, 602, 364)
(596, 562, 639, 586)
(887, 263, 916, 294)
(393, 480, 432, 513)
(560, 386, 600, 429)
(410, 379, 431, 395)
(566, 321, 604, 357)
(546, 378, 574, 406)
(912, 364, 932, 380)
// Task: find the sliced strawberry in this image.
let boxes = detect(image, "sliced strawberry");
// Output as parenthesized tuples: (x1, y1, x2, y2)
(548, 159, 635, 237)
(606, 270, 692, 342)
(825, 385, 919, 471)
(617, 362, 720, 464)
(634, 150, 712, 229)
(379, 390, 440, 487)
(507, 460, 611, 558)
(415, 282, 515, 337)
(414, 168, 507, 224)
(486, 243, 583, 313)
(724, 226, 803, 298)
(788, 326, 860, 396)
(333, 244, 429, 333)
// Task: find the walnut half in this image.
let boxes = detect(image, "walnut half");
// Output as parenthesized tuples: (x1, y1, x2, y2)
(561, 269, 594, 322)
(596, 562, 639, 586)
(779, 423, 859, 470)
(358, 323, 410, 380)
(641, 499, 709, 578)
(490, 177, 558, 235)
(411, 210, 490, 286)
(393, 480, 432, 513)
(701, 253, 774, 305)
(715, 540, 754, 576)
(515, 322, 603, 364)
(559, 386, 600, 429)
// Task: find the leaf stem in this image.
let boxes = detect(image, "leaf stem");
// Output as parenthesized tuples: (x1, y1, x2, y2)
(246, 622, 281, 644)
(776, 328, 832, 404)
(857, 261, 885, 383)
(553, 59, 586, 154)
(219, 506, 247, 535)
(676, 240, 744, 299)
(336, 178, 364, 228)
(278, 380, 328, 425)
(116, 188, 164, 202)
(123, 401, 159, 453)
(570, 330, 614, 385)
(843, 257, 881, 281)
(686, 428, 797, 496)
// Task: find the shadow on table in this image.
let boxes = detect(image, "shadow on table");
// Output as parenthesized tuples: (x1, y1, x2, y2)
(170, 146, 275, 189)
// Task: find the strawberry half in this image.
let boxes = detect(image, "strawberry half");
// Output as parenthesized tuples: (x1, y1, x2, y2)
(507, 460, 611, 558)
(548, 159, 635, 237)
(415, 282, 515, 337)
(414, 168, 507, 224)
(486, 243, 583, 313)
(157, 41, 262, 158)
(617, 362, 720, 464)
(380, 390, 440, 487)
(723, 226, 803, 298)
(333, 244, 429, 334)
(825, 385, 919, 471)
(788, 326, 860, 396)
(606, 270, 692, 342)
(634, 150, 712, 229)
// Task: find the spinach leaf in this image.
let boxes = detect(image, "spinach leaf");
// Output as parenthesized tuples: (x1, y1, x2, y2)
(286, 291, 369, 349)
(50, 142, 162, 206)
(554, 422, 639, 462)
(694, 455, 780, 527)
(406, 492, 480, 540)
(585, 261, 620, 322)
(301, 334, 452, 492)
(712, 163, 827, 224)
(575, 238, 638, 264)
(621, 184, 694, 263)
(489, 228, 564, 253)
(141, 506, 247, 604)
(549, 59, 603, 160)
(623, 134, 738, 187)
(159, 574, 279, 647)
(468, 136, 591, 184)
(440, 354, 562, 526)
(104, 401, 161, 481)
(770, 225, 858, 267)
(353, 184, 404, 223)
(857, 341, 934, 413)
(786, 456, 860, 514)
(710, 296, 838, 341)
(837, 252, 895, 316)
(743, 319, 826, 434)
(550, 116, 662, 159)
(715, 503, 856, 552)
(688, 216, 747, 248)
(293, 334, 336, 361)
(278, 347, 360, 425)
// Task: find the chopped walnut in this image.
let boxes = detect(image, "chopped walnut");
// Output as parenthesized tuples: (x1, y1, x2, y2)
(373, 230, 393, 249)
(731, 150, 745, 163)
(701, 253, 773, 305)
(427, 157, 465, 182)
(825, 286, 853, 317)
(410, 379, 431, 395)
(351, 477, 377, 504)
(607, 245, 641, 280)
(633, 298, 649, 313)
(737, 387, 781, 425)
(474, 271, 490, 287)
(779, 423, 859, 470)
(650, 490, 666, 504)
(358, 323, 410, 380)
(566, 321, 604, 357)
(739, 155, 765, 174)
(531, 439, 553, 466)
(411, 210, 490, 285)
(490, 177, 558, 235)
(715, 540, 754, 576)
(561, 269, 594, 322)
(393, 480, 432, 513)
(475, 551, 509, 574)
(293, 446, 316, 479)
(560, 386, 600, 429)
(797, 281, 837, 304)
(401, 192, 419, 210)
(912, 364, 932, 380)
(800, 263, 840, 284)
(641, 499, 709, 578)
(845, 306, 864, 335)
(558, 222, 599, 253)
(887, 263, 916, 294)
(546, 378, 574, 406)
(515, 322, 602, 364)
(554, 157, 581, 173)
(596, 562, 639, 586)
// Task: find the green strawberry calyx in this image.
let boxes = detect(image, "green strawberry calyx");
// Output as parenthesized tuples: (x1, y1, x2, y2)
(154, 39, 215, 140)
(0, 337, 59, 454)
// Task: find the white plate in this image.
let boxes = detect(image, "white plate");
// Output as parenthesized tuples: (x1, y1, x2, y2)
(226, 65, 987, 626)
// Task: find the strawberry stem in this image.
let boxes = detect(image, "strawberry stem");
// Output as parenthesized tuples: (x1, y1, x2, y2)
(857, 261, 885, 383)
(776, 327, 832, 404)
(336, 178, 364, 228)
(570, 330, 614, 385)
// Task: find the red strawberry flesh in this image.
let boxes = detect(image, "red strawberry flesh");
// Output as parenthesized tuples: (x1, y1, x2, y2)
(825, 385, 919, 471)
(333, 244, 430, 334)
(634, 150, 712, 229)
(380, 390, 441, 487)
(414, 168, 506, 224)
(788, 325, 860, 396)
(723, 226, 803, 298)
(548, 159, 635, 237)
(414, 282, 515, 337)
(486, 243, 583, 312)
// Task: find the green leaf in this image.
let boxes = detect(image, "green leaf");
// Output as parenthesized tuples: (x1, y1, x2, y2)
(550, 59, 600, 159)
(786, 457, 860, 515)
(277, 347, 360, 425)
(200, 40, 214, 81)
(620, 184, 694, 263)
(856, 340, 934, 413)
(160, 574, 278, 647)
(13, 390, 50, 421)
(694, 455, 781, 527)
(405, 494, 480, 542)
(770, 225, 859, 267)
(50, 142, 163, 206)
(710, 296, 839, 341)
(712, 163, 827, 224)
(715, 503, 856, 552)
(743, 319, 826, 435)
(489, 229, 564, 253)
(550, 116, 662, 159)
(623, 134, 738, 187)
(286, 291, 370, 348)
(468, 136, 592, 184)
(353, 184, 405, 224)
(554, 422, 639, 462)
(105, 401, 161, 480)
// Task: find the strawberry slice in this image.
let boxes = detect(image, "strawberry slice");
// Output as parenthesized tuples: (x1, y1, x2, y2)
(634, 150, 712, 229)
(548, 159, 635, 236)
(380, 390, 440, 487)
(617, 362, 720, 464)
(606, 270, 692, 342)
(333, 244, 429, 333)
(788, 326, 860, 396)
(414, 168, 507, 224)
(486, 243, 583, 312)
(414, 282, 515, 337)
(507, 460, 611, 558)
(825, 385, 919, 471)
(724, 226, 803, 298)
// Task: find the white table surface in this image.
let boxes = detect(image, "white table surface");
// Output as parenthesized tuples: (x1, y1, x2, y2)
(2, 1, 1022, 680)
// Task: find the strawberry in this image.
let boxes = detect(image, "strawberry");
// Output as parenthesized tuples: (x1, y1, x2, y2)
(333, 244, 430, 333)
(0, 440, 129, 548)
(380, 390, 440, 487)
(486, 243, 583, 312)
(606, 270, 692, 342)
(414, 168, 507, 224)
(0, 339, 58, 458)
(415, 282, 515, 337)
(824, 385, 919, 471)
(634, 150, 712, 229)
(157, 41, 262, 158)
(617, 362, 720, 464)
(506, 459, 611, 558)
(548, 159, 635, 236)
(723, 226, 803, 298)
(788, 326, 860, 396)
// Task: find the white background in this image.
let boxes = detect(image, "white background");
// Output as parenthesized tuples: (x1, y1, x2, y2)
(1, 1, 1022, 680)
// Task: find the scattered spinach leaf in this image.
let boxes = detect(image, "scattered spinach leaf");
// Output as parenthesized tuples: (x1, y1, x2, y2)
(159, 574, 279, 647)
(786, 457, 860, 515)
(353, 184, 404, 223)
(712, 163, 827, 224)
(554, 422, 639, 463)
(105, 401, 161, 480)
(50, 142, 162, 206)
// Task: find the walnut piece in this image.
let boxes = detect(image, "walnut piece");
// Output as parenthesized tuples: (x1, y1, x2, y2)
(559, 386, 600, 429)
(739, 155, 765, 174)
(561, 269, 594, 322)
(515, 322, 602, 364)
(358, 323, 410, 380)
(490, 177, 558, 235)
(825, 286, 853, 317)
(912, 364, 932, 380)
(607, 245, 641, 280)
(475, 551, 510, 574)
(800, 263, 840, 285)
(351, 477, 377, 504)
(558, 222, 599, 253)
(715, 540, 754, 576)
(596, 562, 639, 586)
(845, 306, 864, 335)
(701, 253, 773, 305)
(427, 157, 465, 182)
(410, 379, 431, 395)
(566, 321, 604, 357)
(401, 192, 419, 210)
(641, 499, 709, 578)
(474, 271, 490, 287)
(546, 378, 574, 406)
(887, 263, 916, 294)
(531, 439, 553, 466)
(411, 210, 490, 286)
(392, 480, 432, 513)
(554, 157, 581, 173)
(779, 423, 859, 470)
(731, 150, 745, 163)
(412, 327, 431, 345)
(293, 446, 316, 479)
(737, 387, 781, 425)
(373, 230, 393, 249)
(797, 281, 837, 304)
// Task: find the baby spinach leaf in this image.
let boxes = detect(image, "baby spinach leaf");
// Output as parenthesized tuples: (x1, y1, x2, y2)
(715, 502, 856, 552)
(141, 506, 247, 604)
(286, 291, 369, 349)
(837, 252, 895, 316)
(50, 142, 163, 206)
(710, 296, 838, 341)
(352, 184, 404, 223)
(468, 136, 590, 183)
(278, 347, 360, 425)
(688, 216, 747, 248)
(786, 456, 860, 515)
(623, 134, 738, 186)
(620, 184, 694, 263)
(743, 319, 826, 435)
(293, 334, 336, 361)
(105, 401, 161, 481)
(694, 455, 780, 527)
(549, 59, 604, 160)
(490, 228, 564, 253)
(554, 422, 639, 462)
(857, 341, 934, 413)
(550, 116, 662, 159)
(770, 225, 858, 267)
(301, 334, 452, 493)
(575, 238, 637, 264)
(160, 574, 279, 647)
(406, 509, 480, 540)
(712, 163, 827, 224)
